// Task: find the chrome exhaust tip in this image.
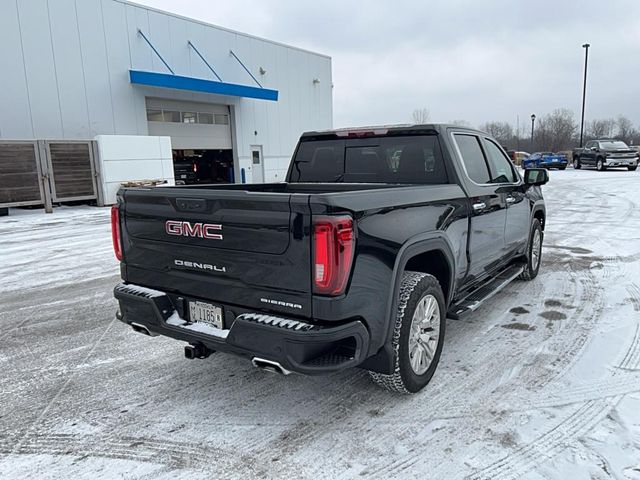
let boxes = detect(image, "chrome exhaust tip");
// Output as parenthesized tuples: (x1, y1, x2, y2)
(251, 357, 292, 375)
(131, 322, 158, 337)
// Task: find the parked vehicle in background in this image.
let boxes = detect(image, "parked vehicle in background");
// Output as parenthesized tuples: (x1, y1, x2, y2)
(112, 124, 548, 394)
(173, 158, 197, 185)
(523, 152, 568, 170)
(507, 151, 530, 166)
(573, 140, 639, 171)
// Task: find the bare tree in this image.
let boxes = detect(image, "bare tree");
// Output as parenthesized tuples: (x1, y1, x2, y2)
(478, 121, 514, 145)
(586, 118, 616, 139)
(411, 108, 430, 124)
(616, 115, 637, 143)
(534, 109, 578, 152)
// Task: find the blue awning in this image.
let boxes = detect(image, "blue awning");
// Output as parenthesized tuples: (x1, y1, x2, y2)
(129, 70, 278, 102)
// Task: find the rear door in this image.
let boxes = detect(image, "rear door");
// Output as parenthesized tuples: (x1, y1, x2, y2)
(451, 133, 507, 282)
(121, 187, 313, 317)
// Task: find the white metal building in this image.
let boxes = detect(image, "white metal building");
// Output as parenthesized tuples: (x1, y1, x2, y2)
(0, 0, 332, 207)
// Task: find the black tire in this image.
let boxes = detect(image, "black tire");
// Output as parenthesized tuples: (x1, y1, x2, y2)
(596, 158, 606, 171)
(369, 272, 446, 394)
(519, 219, 543, 281)
(629, 166, 638, 171)
(573, 157, 581, 169)
(559, 166, 567, 170)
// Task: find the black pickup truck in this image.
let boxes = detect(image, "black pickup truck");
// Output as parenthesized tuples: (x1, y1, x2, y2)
(572, 139, 639, 171)
(112, 124, 548, 393)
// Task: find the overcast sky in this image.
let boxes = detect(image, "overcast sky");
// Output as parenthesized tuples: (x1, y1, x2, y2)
(135, 0, 640, 131)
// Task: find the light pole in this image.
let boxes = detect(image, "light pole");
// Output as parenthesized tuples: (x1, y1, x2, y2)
(579, 43, 590, 147)
(530, 114, 536, 151)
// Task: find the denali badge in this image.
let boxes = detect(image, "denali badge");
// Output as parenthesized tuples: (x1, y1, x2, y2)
(175, 259, 226, 272)
(260, 298, 303, 310)
(165, 220, 222, 240)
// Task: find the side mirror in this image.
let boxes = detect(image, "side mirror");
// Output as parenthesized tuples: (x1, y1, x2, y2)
(590, 146, 597, 151)
(524, 168, 549, 186)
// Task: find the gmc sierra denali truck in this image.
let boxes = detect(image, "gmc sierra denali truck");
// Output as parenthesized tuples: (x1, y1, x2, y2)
(112, 124, 548, 393)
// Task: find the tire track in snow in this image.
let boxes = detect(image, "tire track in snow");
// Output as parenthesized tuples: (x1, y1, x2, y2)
(465, 398, 620, 480)
(465, 297, 640, 480)
(0, 433, 223, 470)
(627, 283, 640, 312)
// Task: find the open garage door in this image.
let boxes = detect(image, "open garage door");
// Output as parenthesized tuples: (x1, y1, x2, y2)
(146, 98, 234, 185)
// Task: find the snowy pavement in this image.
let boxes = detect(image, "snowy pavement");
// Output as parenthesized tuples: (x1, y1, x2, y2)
(1, 169, 640, 479)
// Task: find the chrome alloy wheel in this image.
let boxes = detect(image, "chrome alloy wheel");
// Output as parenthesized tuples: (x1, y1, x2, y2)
(408, 294, 441, 375)
(531, 228, 542, 271)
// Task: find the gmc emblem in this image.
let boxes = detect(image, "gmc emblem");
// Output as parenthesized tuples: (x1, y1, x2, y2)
(165, 220, 223, 240)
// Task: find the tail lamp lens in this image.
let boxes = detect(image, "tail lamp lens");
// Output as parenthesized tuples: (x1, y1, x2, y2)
(111, 205, 123, 261)
(313, 215, 354, 295)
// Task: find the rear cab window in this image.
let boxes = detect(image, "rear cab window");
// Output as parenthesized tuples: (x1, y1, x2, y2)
(288, 135, 449, 184)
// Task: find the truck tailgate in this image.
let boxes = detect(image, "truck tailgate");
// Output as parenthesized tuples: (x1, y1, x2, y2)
(120, 188, 313, 317)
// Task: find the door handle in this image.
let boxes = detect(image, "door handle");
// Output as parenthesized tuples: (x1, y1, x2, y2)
(472, 202, 486, 211)
(506, 196, 516, 204)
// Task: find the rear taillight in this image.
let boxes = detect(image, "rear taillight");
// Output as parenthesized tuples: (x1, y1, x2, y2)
(313, 215, 354, 295)
(111, 205, 123, 261)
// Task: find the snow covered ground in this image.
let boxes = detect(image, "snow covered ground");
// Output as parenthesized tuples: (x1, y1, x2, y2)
(1, 169, 639, 479)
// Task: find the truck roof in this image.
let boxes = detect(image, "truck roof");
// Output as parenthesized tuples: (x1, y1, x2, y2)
(300, 123, 482, 138)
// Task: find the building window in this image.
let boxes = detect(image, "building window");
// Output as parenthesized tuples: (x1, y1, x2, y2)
(146, 109, 163, 121)
(215, 114, 229, 125)
(181, 112, 197, 123)
(198, 112, 214, 124)
(163, 110, 181, 122)
(146, 108, 228, 125)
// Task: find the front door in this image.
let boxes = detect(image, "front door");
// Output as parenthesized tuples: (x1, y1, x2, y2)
(250, 145, 264, 183)
(481, 137, 530, 257)
(583, 141, 596, 165)
(452, 133, 508, 284)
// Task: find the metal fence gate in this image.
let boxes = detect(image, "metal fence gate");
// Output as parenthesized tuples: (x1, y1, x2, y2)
(44, 141, 98, 202)
(0, 141, 46, 208)
(0, 140, 101, 213)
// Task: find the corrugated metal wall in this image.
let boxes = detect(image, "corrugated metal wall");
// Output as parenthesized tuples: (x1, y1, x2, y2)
(0, 0, 333, 182)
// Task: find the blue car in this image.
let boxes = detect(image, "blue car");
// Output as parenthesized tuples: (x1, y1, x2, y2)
(523, 152, 568, 170)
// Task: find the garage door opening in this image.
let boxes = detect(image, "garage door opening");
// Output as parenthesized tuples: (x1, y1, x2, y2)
(173, 149, 234, 185)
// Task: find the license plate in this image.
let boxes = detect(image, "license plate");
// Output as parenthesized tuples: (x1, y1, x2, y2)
(189, 301, 223, 329)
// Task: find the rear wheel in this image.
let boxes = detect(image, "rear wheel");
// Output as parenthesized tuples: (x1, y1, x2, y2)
(519, 219, 543, 281)
(559, 166, 567, 170)
(369, 272, 446, 394)
(629, 166, 638, 171)
(596, 158, 606, 171)
(573, 157, 581, 169)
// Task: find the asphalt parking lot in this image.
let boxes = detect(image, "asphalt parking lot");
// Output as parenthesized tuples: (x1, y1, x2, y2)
(1, 168, 640, 479)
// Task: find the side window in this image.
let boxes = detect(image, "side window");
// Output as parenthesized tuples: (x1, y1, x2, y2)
(483, 139, 517, 183)
(586, 141, 594, 149)
(454, 134, 491, 184)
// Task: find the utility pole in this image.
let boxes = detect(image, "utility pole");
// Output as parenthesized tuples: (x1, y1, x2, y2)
(579, 43, 590, 147)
